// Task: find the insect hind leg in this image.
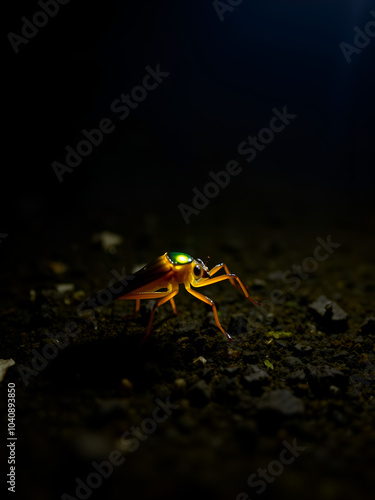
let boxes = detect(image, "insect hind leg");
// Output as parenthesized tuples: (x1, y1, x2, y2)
(141, 289, 179, 344)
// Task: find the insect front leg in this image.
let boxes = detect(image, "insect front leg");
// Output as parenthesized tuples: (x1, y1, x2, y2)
(185, 286, 232, 341)
(194, 273, 261, 306)
(207, 263, 237, 287)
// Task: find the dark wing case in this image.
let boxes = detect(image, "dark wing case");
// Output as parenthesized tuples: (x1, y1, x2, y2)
(80, 254, 171, 310)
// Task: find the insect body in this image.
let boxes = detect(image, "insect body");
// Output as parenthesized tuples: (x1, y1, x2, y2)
(84, 252, 260, 342)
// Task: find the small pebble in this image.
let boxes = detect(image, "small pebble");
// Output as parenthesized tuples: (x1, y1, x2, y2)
(193, 356, 207, 366)
(0, 358, 15, 382)
(92, 231, 123, 253)
(173, 378, 187, 393)
(256, 389, 305, 416)
(56, 283, 75, 294)
(48, 261, 68, 275)
(309, 295, 348, 332)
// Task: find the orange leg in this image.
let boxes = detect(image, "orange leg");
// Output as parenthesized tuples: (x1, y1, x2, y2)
(119, 299, 141, 320)
(117, 288, 179, 341)
(208, 263, 231, 276)
(141, 289, 179, 344)
(186, 286, 232, 341)
(169, 297, 178, 315)
(194, 273, 261, 306)
(207, 263, 238, 288)
(118, 292, 171, 320)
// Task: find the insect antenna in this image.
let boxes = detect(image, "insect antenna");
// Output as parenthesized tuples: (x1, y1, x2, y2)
(205, 256, 210, 268)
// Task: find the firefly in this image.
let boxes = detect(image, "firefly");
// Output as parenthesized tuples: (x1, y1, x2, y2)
(83, 252, 261, 343)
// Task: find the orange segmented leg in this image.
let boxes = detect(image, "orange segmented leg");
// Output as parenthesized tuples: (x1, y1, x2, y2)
(141, 289, 179, 344)
(207, 263, 237, 288)
(169, 297, 178, 315)
(186, 286, 232, 342)
(119, 299, 141, 320)
(118, 292, 171, 320)
(194, 273, 261, 306)
(118, 287, 173, 302)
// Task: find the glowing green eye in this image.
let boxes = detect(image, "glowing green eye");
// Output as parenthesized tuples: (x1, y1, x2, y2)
(167, 252, 193, 265)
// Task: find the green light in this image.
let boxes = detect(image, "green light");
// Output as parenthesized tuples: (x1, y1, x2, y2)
(167, 252, 193, 265)
(176, 254, 188, 263)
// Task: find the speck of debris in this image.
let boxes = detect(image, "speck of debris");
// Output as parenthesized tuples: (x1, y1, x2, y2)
(47, 261, 68, 275)
(225, 348, 241, 359)
(56, 283, 75, 294)
(173, 378, 187, 394)
(73, 290, 86, 301)
(329, 385, 341, 395)
(193, 356, 207, 366)
(265, 331, 293, 339)
(92, 231, 123, 253)
(0, 358, 15, 382)
(120, 378, 133, 397)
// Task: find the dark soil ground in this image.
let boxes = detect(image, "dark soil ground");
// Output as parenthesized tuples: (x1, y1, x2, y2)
(1, 208, 374, 500)
(3, 2, 375, 498)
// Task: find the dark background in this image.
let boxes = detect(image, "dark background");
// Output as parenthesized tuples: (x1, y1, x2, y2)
(2, 1, 375, 499)
(3, 0, 375, 244)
